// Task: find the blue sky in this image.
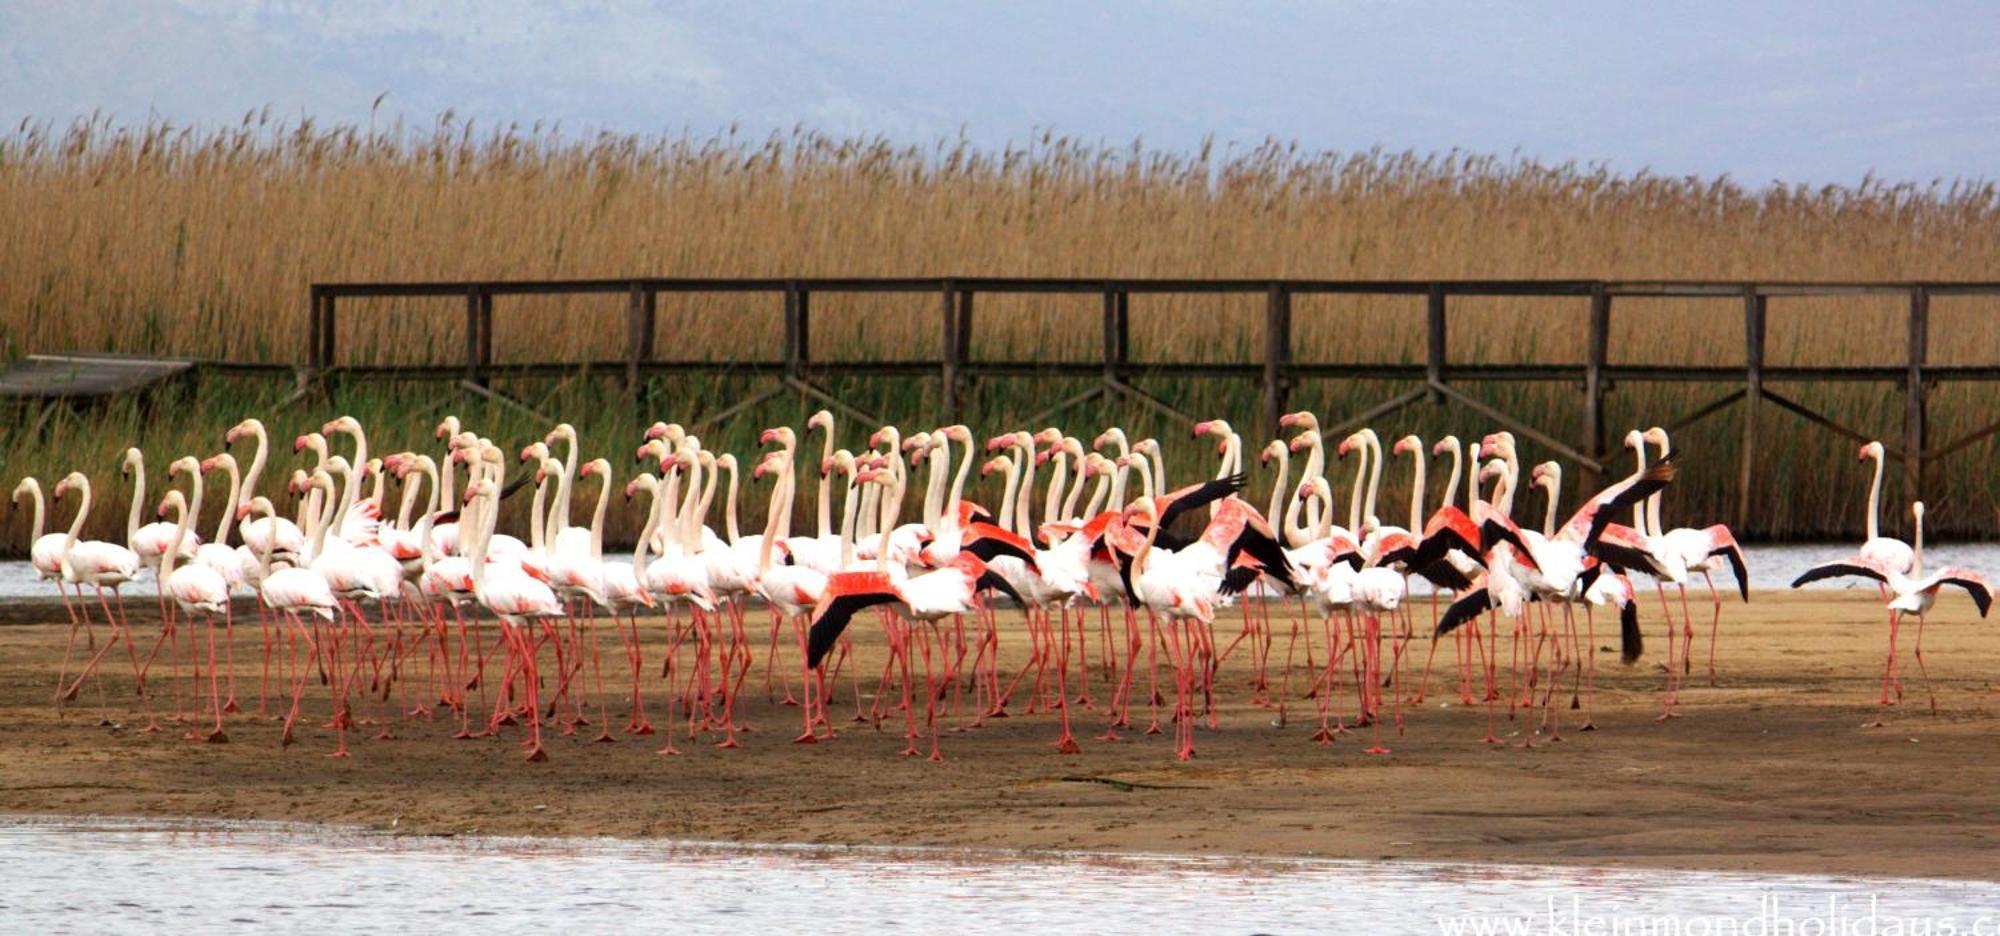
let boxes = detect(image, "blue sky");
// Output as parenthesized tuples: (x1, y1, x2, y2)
(4, 1, 1997, 186)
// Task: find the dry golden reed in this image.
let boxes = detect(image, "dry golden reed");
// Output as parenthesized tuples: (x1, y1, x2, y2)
(5, 114, 2000, 546)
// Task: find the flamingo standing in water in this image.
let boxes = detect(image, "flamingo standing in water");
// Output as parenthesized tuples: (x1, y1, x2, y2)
(1793, 501, 1992, 713)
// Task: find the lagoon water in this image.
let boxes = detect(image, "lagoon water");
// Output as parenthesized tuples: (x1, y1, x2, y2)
(0, 817, 1994, 934)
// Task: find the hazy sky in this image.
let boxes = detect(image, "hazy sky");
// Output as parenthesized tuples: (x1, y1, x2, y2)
(4, 1, 1997, 186)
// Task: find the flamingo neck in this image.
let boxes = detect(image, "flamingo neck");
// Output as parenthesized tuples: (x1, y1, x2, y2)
(1629, 443, 1649, 533)
(754, 470, 784, 575)
(634, 482, 660, 574)
(1541, 476, 1561, 538)
(723, 460, 741, 544)
(1299, 436, 1326, 535)
(62, 479, 91, 562)
(1015, 441, 1039, 538)
(1912, 509, 1925, 577)
(1264, 447, 1289, 533)
(21, 482, 44, 544)
(1345, 446, 1366, 535)
(161, 498, 191, 579)
(1865, 448, 1885, 541)
(946, 437, 975, 529)
(1082, 468, 1110, 520)
(528, 469, 550, 552)
(996, 457, 1021, 535)
(1407, 447, 1426, 533)
(567, 467, 596, 559)
(1440, 441, 1463, 513)
(839, 473, 863, 568)
(553, 432, 577, 538)
(1061, 452, 1089, 524)
(1041, 448, 1068, 537)
(125, 455, 145, 546)
(240, 424, 269, 509)
(815, 427, 836, 538)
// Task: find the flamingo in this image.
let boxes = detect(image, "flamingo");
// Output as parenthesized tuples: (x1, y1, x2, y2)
(465, 476, 565, 761)
(154, 487, 231, 743)
(226, 419, 305, 559)
(1793, 501, 1992, 713)
(1642, 427, 1750, 686)
(15, 476, 95, 707)
(1854, 440, 1916, 597)
(247, 492, 341, 750)
(49, 473, 145, 725)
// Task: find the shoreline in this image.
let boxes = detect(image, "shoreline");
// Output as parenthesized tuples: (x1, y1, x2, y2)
(1, 591, 1997, 881)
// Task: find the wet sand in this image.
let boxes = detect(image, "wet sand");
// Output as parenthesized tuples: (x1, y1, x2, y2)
(1, 591, 1995, 879)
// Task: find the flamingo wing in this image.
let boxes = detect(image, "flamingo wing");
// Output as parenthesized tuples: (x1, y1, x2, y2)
(961, 522, 1038, 568)
(1790, 558, 1890, 589)
(1435, 585, 1494, 637)
(1156, 474, 1246, 531)
(1575, 459, 1678, 547)
(807, 574, 903, 668)
(1700, 525, 1750, 602)
(1924, 567, 1993, 617)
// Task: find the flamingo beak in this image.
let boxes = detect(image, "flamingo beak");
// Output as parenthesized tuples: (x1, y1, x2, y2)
(759, 428, 780, 445)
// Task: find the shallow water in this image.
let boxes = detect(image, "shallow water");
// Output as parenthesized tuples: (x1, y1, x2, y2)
(0, 817, 1994, 934)
(6, 544, 1998, 600)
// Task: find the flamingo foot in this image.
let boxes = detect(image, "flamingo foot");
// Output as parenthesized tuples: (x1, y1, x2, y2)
(793, 730, 820, 744)
(1052, 735, 1081, 755)
(595, 728, 617, 743)
(222, 698, 241, 714)
(1097, 729, 1121, 742)
(1578, 721, 1597, 732)
(1364, 745, 1390, 755)
(1144, 719, 1162, 736)
(715, 737, 741, 749)
(524, 744, 548, 762)
(900, 744, 921, 757)
(206, 729, 229, 743)
(1478, 731, 1500, 745)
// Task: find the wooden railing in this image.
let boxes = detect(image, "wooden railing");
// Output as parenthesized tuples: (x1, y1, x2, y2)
(307, 277, 2000, 532)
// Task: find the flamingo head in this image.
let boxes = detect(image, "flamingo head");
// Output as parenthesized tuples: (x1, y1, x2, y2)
(519, 441, 549, 464)
(156, 490, 183, 519)
(1091, 427, 1127, 451)
(544, 423, 575, 447)
(984, 433, 1013, 452)
(580, 457, 609, 479)
(806, 410, 833, 434)
(979, 455, 1009, 478)
(1289, 430, 1318, 454)
(942, 424, 973, 445)
(1432, 436, 1459, 457)
(1858, 440, 1884, 462)
(1297, 476, 1330, 502)
(121, 447, 143, 474)
(1336, 433, 1363, 459)
(202, 453, 236, 475)
(1033, 427, 1063, 447)
(167, 455, 199, 478)
(224, 418, 259, 446)
(434, 416, 461, 440)
(1191, 419, 1220, 439)
(1278, 411, 1317, 430)
(1391, 434, 1421, 457)
(1642, 427, 1669, 449)
(867, 427, 891, 449)
(54, 472, 86, 501)
(321, 415, 360, 436)
(760, 426, 794, 448)
(752, 451, 786, 480)
(635, 439, 669, 466)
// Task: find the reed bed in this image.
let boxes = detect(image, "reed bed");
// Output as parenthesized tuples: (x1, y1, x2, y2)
(5, 114, 2000, 549)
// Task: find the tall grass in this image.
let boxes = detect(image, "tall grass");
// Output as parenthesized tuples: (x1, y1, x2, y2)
(4, 114, 2000, 550)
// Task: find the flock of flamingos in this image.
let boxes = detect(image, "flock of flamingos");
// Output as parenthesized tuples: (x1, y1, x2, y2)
(9, 411, 1992, 763)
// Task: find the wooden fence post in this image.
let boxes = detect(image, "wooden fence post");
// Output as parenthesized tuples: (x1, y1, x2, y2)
(1739, 288, 1766, 533)
(624, 282, 649, 402)
(463, 288, 481, 387)
(940, 279, 961, 422)
(1905, 286, 1929, 507)
(1426, 285, 1447, 401)
(1583, 286, 1610, 490)
(1264, 283, 1292, 437)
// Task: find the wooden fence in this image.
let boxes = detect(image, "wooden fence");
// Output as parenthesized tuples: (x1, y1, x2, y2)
(305, 278, 2000, 532)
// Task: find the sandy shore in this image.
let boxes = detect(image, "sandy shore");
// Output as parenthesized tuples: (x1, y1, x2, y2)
(0, 590, 1995, 880)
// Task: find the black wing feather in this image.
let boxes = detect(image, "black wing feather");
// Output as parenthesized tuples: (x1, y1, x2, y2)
(1435, 588, 1494, 637)
(806, 591, 900, 669)
(1157, 474, 1247, 531)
